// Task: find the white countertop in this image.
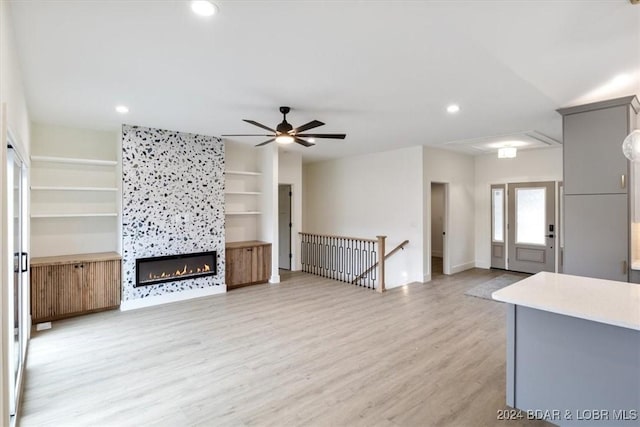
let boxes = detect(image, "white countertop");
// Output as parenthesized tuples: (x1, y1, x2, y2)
(492, 272, 640, 331)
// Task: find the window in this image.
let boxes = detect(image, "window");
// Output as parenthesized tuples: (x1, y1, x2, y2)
(515, 187, 546, 245)
(492, 188, 504, 242)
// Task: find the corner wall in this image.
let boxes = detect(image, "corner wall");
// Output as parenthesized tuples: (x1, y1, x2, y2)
(303, 146, 424, 288)
(422, 147, 475, 279)
(474, 147, 563, 268)
(121, 125, 225, 306)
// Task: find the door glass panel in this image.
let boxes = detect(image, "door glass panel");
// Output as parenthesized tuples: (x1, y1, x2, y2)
(516, 187, 546, 245)
(492, 188, 504, 242)
(13, 153, 21, 385)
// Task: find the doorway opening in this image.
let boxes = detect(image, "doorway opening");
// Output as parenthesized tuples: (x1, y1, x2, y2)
(278, 184, 292, 270)
(430, 182, 449, 276)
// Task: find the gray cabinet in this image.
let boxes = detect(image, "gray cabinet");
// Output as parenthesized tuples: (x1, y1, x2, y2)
(563, 105, 629, 195)
(558, 95, 639, 282)
(563, 194, 628, 282)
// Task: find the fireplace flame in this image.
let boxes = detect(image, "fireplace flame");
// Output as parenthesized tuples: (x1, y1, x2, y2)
(146, 262, 212, 282)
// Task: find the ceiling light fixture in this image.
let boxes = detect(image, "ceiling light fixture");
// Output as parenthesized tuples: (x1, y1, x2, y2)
(115, 105, 129, 114)
(275, 135, 294, 144)
(191, 0, 218, 17)
(307, 138, 316, 143)
(498, 147, 517, 159)
(447, 104, 460, 114)
(622, 129, 640, 161)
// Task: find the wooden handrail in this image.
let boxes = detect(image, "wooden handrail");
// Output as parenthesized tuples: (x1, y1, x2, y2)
(298, 232, 377, 243)
(353, 239, 409, 287)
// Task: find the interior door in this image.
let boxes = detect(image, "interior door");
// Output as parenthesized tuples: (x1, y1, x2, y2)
(507, 181, 556, 274)
(490, 184, 506, 269)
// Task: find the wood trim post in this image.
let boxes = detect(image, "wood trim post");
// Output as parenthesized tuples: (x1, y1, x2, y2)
(376, 235, 386, 293)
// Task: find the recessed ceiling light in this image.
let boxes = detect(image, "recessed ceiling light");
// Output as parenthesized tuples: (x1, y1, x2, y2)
(447, 104, 460, 114)
(191, 0, 217, 17)
(308, 138, 316, 143)
(115, 105, 129, 114)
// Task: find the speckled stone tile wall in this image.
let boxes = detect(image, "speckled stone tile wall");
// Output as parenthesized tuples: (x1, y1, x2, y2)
(121, 124, 225, 301)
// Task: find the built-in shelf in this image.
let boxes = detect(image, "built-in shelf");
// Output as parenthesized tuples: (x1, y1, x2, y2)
(31, 213, 119, 218)
(31, 155, 118, 166)
(225, 170, 262, 176)
(226, 211, 262, 215)
(31, 186, 118, 192)
(225, 191, 261, 195)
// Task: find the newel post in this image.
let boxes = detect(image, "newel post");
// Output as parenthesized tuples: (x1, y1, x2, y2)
(376, 235, 386, 293)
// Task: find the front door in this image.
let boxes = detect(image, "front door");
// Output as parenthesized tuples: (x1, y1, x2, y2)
(507, 181, 556, 274)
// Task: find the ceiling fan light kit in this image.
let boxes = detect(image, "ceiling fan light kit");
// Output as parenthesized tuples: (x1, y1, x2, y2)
(222, 106, 346, 148)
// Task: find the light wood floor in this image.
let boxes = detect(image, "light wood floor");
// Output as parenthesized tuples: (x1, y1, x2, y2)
(20, 269, 550, 427)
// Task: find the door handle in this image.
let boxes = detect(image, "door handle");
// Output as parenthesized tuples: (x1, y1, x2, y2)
(621, 174, 626, 190)
(547, 234, 555, 238)
(21, 252, 28, 272)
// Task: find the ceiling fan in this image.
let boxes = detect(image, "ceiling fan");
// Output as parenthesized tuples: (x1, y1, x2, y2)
(222, 106, 346, 147)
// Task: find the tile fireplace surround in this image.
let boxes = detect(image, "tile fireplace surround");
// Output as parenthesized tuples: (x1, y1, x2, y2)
(121, 124, 225, 307)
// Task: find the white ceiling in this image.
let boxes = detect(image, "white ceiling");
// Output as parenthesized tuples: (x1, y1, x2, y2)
(9, 0, 640, 162)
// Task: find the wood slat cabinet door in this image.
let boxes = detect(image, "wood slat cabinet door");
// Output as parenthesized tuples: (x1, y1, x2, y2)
(252, 244, 271, 283)
(82, 260, 121, 311)
(226, 247, 253, 286)
(31, 263, 83, 322)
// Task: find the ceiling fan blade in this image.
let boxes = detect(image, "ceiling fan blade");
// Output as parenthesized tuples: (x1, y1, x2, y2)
(221, 134, 274, 137)
(255, 138, 276, 147)
(243, 119, 276, 133)
(294, 137, 315, 147)
(292, 120, 325, 134)
(297, 133, 346, 139)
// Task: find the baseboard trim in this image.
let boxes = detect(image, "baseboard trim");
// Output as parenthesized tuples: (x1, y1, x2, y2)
(120, 285, 227, 311)
(450, 261, 475, 274)
(270, 274, 281, 284)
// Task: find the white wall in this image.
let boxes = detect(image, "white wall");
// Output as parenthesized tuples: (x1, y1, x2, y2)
(0, 2, 31, 422)
(430, 183, 444, 257)
(422, 147, 475, 278)
(304, 146, 424, 288)
(278, 149, 302, 270)
(474, 147, 563, 268)
(30, 123, 119, 257)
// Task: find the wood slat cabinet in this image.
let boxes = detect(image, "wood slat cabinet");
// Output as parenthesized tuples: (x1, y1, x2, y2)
(31, 252, 121, 323)
(225, 241, 271, 289)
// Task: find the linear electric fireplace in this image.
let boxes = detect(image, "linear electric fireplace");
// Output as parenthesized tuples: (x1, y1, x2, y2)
(135, 251, 217, 287)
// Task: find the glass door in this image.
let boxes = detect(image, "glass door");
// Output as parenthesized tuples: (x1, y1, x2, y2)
(8, 146, 28, 417)
(507, 181, 556, 274)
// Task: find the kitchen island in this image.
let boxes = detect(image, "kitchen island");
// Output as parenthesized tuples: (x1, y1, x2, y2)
(492, 272, 640, 426)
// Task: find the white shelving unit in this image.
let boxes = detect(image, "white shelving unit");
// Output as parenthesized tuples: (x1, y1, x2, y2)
(224, 168, 262, 242)
(225, 191, 261, 195)
(31, 186, 118, 192)
(31, 213, 119, 218)
(31, 156, 120, 218)
(31, 155, 118, 166)
(226, 170, 262, 176)
(226, 211, 262, 215)
(30, 123, 121, 258)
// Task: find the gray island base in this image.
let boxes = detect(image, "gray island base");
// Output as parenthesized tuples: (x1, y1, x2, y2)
(493, 272, 640, 426)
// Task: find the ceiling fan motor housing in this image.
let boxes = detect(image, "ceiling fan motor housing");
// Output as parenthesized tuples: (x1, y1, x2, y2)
(276, 121, 293, 134)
